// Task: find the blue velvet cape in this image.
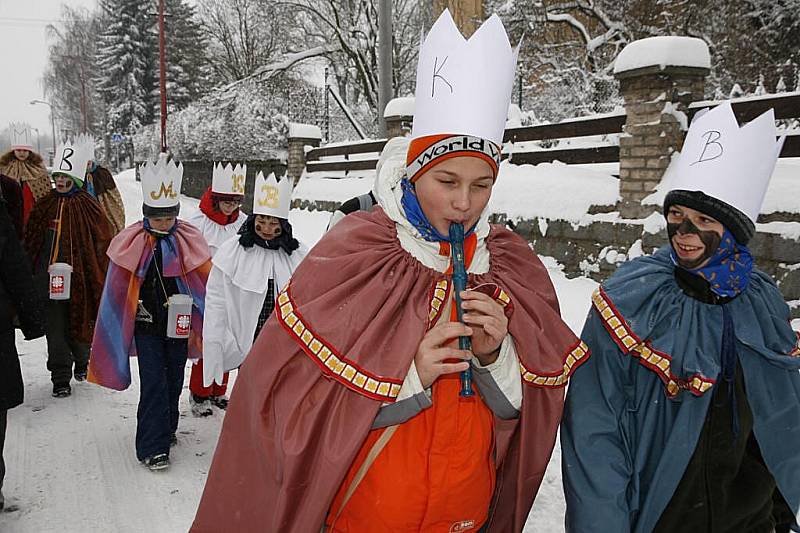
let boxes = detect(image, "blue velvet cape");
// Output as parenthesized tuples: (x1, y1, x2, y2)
(561, 246, 800, 533)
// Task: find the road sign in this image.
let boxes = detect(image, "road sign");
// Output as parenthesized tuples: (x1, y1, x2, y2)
(111, 133, 124, 144)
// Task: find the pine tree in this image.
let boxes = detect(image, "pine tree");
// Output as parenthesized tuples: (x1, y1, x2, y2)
(163, 0, 211, 111)
(95, 0, 157, 135)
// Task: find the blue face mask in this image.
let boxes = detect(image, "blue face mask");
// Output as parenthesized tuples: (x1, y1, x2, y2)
(400, 177, 476, 243)
(670, 228, 753, 298)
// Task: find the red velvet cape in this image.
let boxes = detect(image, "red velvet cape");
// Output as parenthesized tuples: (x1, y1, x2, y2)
(192, 208, 589, 532)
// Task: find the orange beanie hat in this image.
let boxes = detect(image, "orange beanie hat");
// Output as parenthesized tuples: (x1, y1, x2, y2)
(405, 134, 501, 183)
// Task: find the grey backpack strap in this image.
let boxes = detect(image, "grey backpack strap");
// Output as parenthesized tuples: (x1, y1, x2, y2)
(357, 192, 375, 212)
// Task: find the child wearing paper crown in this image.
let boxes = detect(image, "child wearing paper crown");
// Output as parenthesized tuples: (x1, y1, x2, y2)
(185, 163, 247, 416)
(24, 137, 112, 398)
(561, 102, 800, 532)
(193, 10, 585, 532)
(0, 123, 52, 230)
(82, 147, 126, 236)
(87, 156, 212, 472)
(201, 172, 307, 389)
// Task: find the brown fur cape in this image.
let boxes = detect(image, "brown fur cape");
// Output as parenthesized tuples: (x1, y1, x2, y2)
(0, 150, 51, 201)
(86, 166, 125, 235)
(24, 190, 112, 344)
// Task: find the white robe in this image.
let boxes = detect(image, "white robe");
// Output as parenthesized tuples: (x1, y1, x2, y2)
(202, 235, 307, 386)
(186, 210, 245, 257)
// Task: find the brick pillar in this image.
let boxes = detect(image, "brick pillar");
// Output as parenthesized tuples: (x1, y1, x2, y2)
(615, 61, 709, 219)
(383, 97, 414, 139)
(287, 123, 322, 186)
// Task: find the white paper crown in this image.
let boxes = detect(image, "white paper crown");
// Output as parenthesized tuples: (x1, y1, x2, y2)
(77, 133, 96, 161)
(253, 172, 291, 219)
(668, 102, 785, 224)
(9, 122, 34, 151)
(140, 155, 184, 208)
(53, 136, 94, 183)
(411, 9, 518, 145)
(212, 162, 247, 195)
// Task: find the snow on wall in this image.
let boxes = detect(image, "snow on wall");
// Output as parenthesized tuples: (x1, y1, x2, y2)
(294, 159, 620, 225)
(489, 160, 620, 222)
(383, 97, 415, 117)
(294, 171, 375, 203)
(288, 123, 322, 139)
(761, 158, 800, 214)
(614, 36, 710, 74)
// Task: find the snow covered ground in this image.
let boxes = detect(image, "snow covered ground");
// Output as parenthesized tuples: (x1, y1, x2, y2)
(0, 169, 595, 532)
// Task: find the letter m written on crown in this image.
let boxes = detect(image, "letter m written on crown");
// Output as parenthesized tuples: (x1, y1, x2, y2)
(150, 182, 178, 200)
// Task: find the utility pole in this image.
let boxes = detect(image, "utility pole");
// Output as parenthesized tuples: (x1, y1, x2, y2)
(158, 0, 168, 153)
(378, 0, 393, 137)
(432, 0, 484, 36)
(324, 68, 330, 142)
(32, 127, 41, 154)
(30, 99, 57, 165)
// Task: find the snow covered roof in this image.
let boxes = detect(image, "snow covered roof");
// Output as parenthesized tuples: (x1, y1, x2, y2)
(383, 97, 415, 118)
(614, 36, 710, 75)
(288, 123, 322, 140)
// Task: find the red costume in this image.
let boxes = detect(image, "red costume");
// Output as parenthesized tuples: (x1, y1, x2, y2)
(192, 208, 587, 532)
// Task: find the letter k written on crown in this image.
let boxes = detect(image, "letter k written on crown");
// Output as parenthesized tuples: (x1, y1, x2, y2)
(232, 174, 245, 194)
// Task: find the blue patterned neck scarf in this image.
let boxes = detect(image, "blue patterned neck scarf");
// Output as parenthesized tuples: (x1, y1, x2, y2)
(400, 177, 476, 243)
(670, 228, 753, 298)
(143, 217, 178, 239)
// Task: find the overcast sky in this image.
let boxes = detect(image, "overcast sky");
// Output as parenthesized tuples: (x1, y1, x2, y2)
(0, 0, 97, 135)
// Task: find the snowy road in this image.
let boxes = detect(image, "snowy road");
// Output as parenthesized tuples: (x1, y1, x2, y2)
(2, 342, 227, 532)
(0, 169, 596, 532)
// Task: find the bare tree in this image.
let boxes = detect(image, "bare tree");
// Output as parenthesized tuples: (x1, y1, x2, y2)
(270, 0, 423, 119)
(198, 0, 293, 83)
(43, 6, 105, 137)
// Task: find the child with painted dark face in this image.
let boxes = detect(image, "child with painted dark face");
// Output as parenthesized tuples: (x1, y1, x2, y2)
(88, 157, 212, 472)
(202, 172, 307, 389)
(562, 102, 800, 533)
(666, 205, 724, 268)
(24, 137, 112, 398)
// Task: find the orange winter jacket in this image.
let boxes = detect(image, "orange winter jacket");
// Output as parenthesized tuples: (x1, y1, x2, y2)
(326, 236, 496, 533)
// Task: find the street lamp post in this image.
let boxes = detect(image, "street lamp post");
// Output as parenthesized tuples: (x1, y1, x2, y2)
(30, 99, 57, 165)
(32, 127, 41, 154)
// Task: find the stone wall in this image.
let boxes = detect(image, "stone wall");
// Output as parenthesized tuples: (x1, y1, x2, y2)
(493, 213, 800, 317)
